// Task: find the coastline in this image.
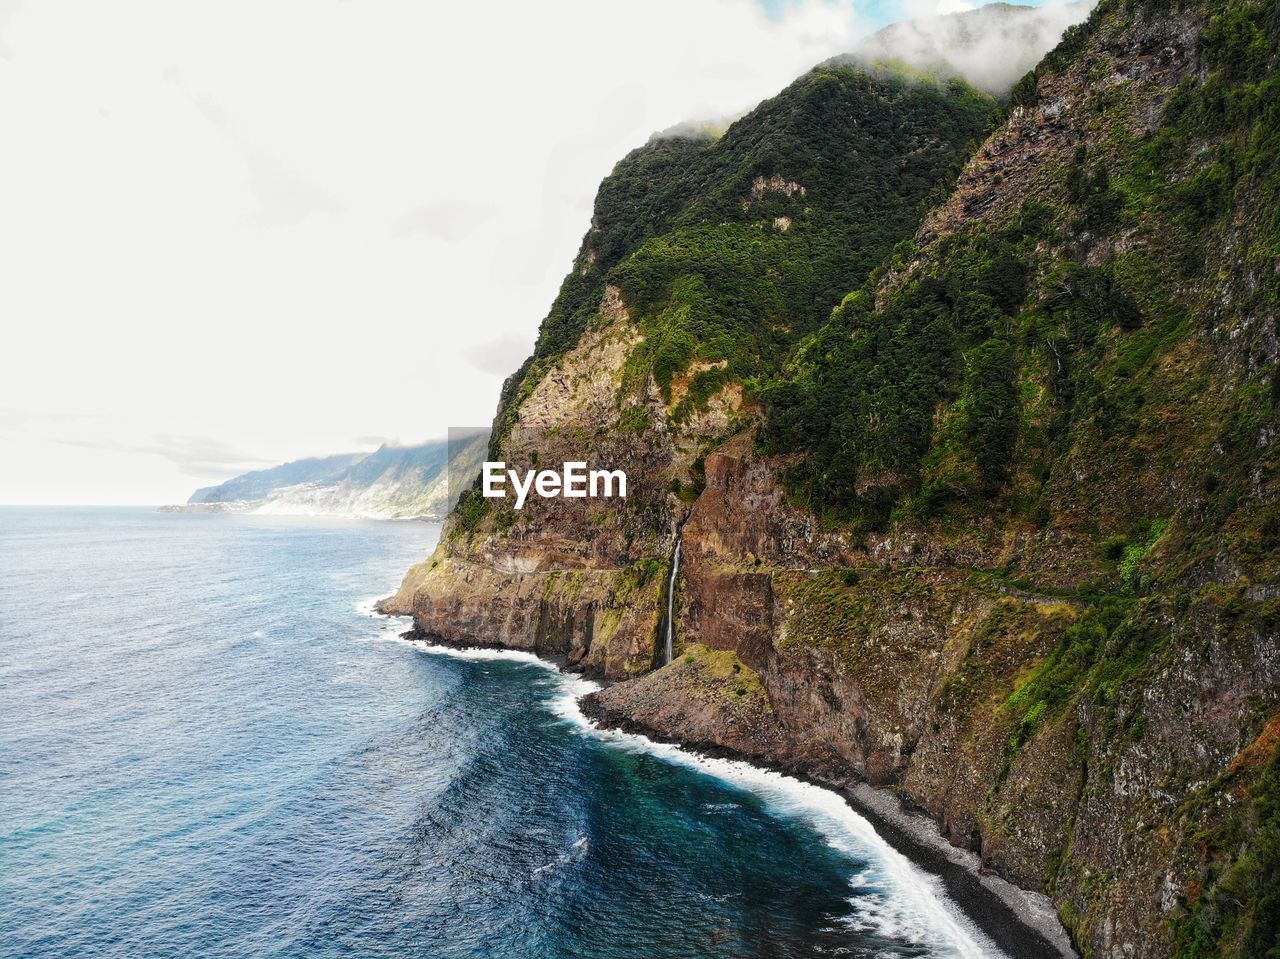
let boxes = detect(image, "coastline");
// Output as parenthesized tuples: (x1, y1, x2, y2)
(578, 697, 1078, 959)
(396, 626, 1077, 959)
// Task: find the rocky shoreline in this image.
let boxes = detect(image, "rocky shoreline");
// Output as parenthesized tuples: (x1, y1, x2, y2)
(402, 627, 1076, 959)
(579, 690, 1078, 959)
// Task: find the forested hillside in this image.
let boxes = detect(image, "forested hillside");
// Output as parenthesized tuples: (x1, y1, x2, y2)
(492, 62, 996, 434)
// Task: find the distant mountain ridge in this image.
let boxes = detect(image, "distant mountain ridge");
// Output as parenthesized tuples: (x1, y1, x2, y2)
(189, 453, 367, 505)
(182, 434, 487, 520)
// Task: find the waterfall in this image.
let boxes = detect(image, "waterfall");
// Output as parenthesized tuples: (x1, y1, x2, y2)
(664, 538, 682, 665)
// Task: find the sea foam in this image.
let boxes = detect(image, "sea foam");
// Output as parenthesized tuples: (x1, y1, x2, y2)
(384, 629, 1008, 959)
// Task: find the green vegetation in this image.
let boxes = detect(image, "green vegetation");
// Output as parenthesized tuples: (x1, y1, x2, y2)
(1003, 601, 1126, 739)
(760, 0, 1279, 552)
(994, 596, 1178, 773)
(759, 5, 1278, 948)
(1172, 719, 1280, 959)
(1116, 519, 1168, 591)
(623, 557, 665, 590)
(495, 65, 997, 437)
(678, 643, 769, 705)
(651, 70, 987, 381)
(760, 201, 1049, 528)
(460, 2, 1280, 952)
(449, 486, 491, 539)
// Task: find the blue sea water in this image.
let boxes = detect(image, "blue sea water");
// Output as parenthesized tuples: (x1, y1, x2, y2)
(0, 508, 998, 959)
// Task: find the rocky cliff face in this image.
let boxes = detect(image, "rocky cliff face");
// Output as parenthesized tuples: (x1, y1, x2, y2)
(385, 2, 1280, 957)
(383, 52, 1000, 673)
(383, 291, 682, 676)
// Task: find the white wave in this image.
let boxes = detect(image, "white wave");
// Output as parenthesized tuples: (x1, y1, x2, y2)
(416, 643, 573, 671)
(550, 684, 1004, 958)
(531, 835, 590, 879)
(355, 595, 398, 618)
(369, 628, 1007, 958)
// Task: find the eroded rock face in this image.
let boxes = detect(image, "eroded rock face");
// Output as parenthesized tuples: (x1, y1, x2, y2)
(388, 557, 665, 677)
(749, 174, 806, 200)
(380, 287, 684, 678)
(587, 424, 1277, 959)
(603, 438, 1088, 793)
(386, 4, 1280, 956)
(582, 643, 785, 758)
(913, 7, 1201, 253)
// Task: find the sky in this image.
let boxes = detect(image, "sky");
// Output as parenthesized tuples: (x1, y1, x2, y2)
(0, 0, 1058, 505)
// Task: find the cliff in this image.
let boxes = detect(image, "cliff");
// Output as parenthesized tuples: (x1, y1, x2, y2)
(384, 2, 1280, 956)
(383, 48, 1001, 673)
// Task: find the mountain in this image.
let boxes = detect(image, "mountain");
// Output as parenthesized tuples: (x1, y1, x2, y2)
(183, 433, 487, 520)
(383, 2, 1279, 957)
(189, 453, 367, 505)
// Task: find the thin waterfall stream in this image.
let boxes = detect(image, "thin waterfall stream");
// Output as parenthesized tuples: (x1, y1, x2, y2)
(663, 538, 682, 664)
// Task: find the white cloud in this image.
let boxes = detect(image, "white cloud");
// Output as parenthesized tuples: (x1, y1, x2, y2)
(0, 0, 889, 504)
(462, 331, 538, 378)
(0, 0, 1071, 504)
(850, 1, 1092, 94)
(56, 433, 273, 478)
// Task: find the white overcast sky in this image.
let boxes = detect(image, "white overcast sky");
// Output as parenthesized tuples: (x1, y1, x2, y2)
(0, 0, 1028, 505)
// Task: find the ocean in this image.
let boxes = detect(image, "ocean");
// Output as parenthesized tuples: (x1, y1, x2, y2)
(0, 507, 1001, 958)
